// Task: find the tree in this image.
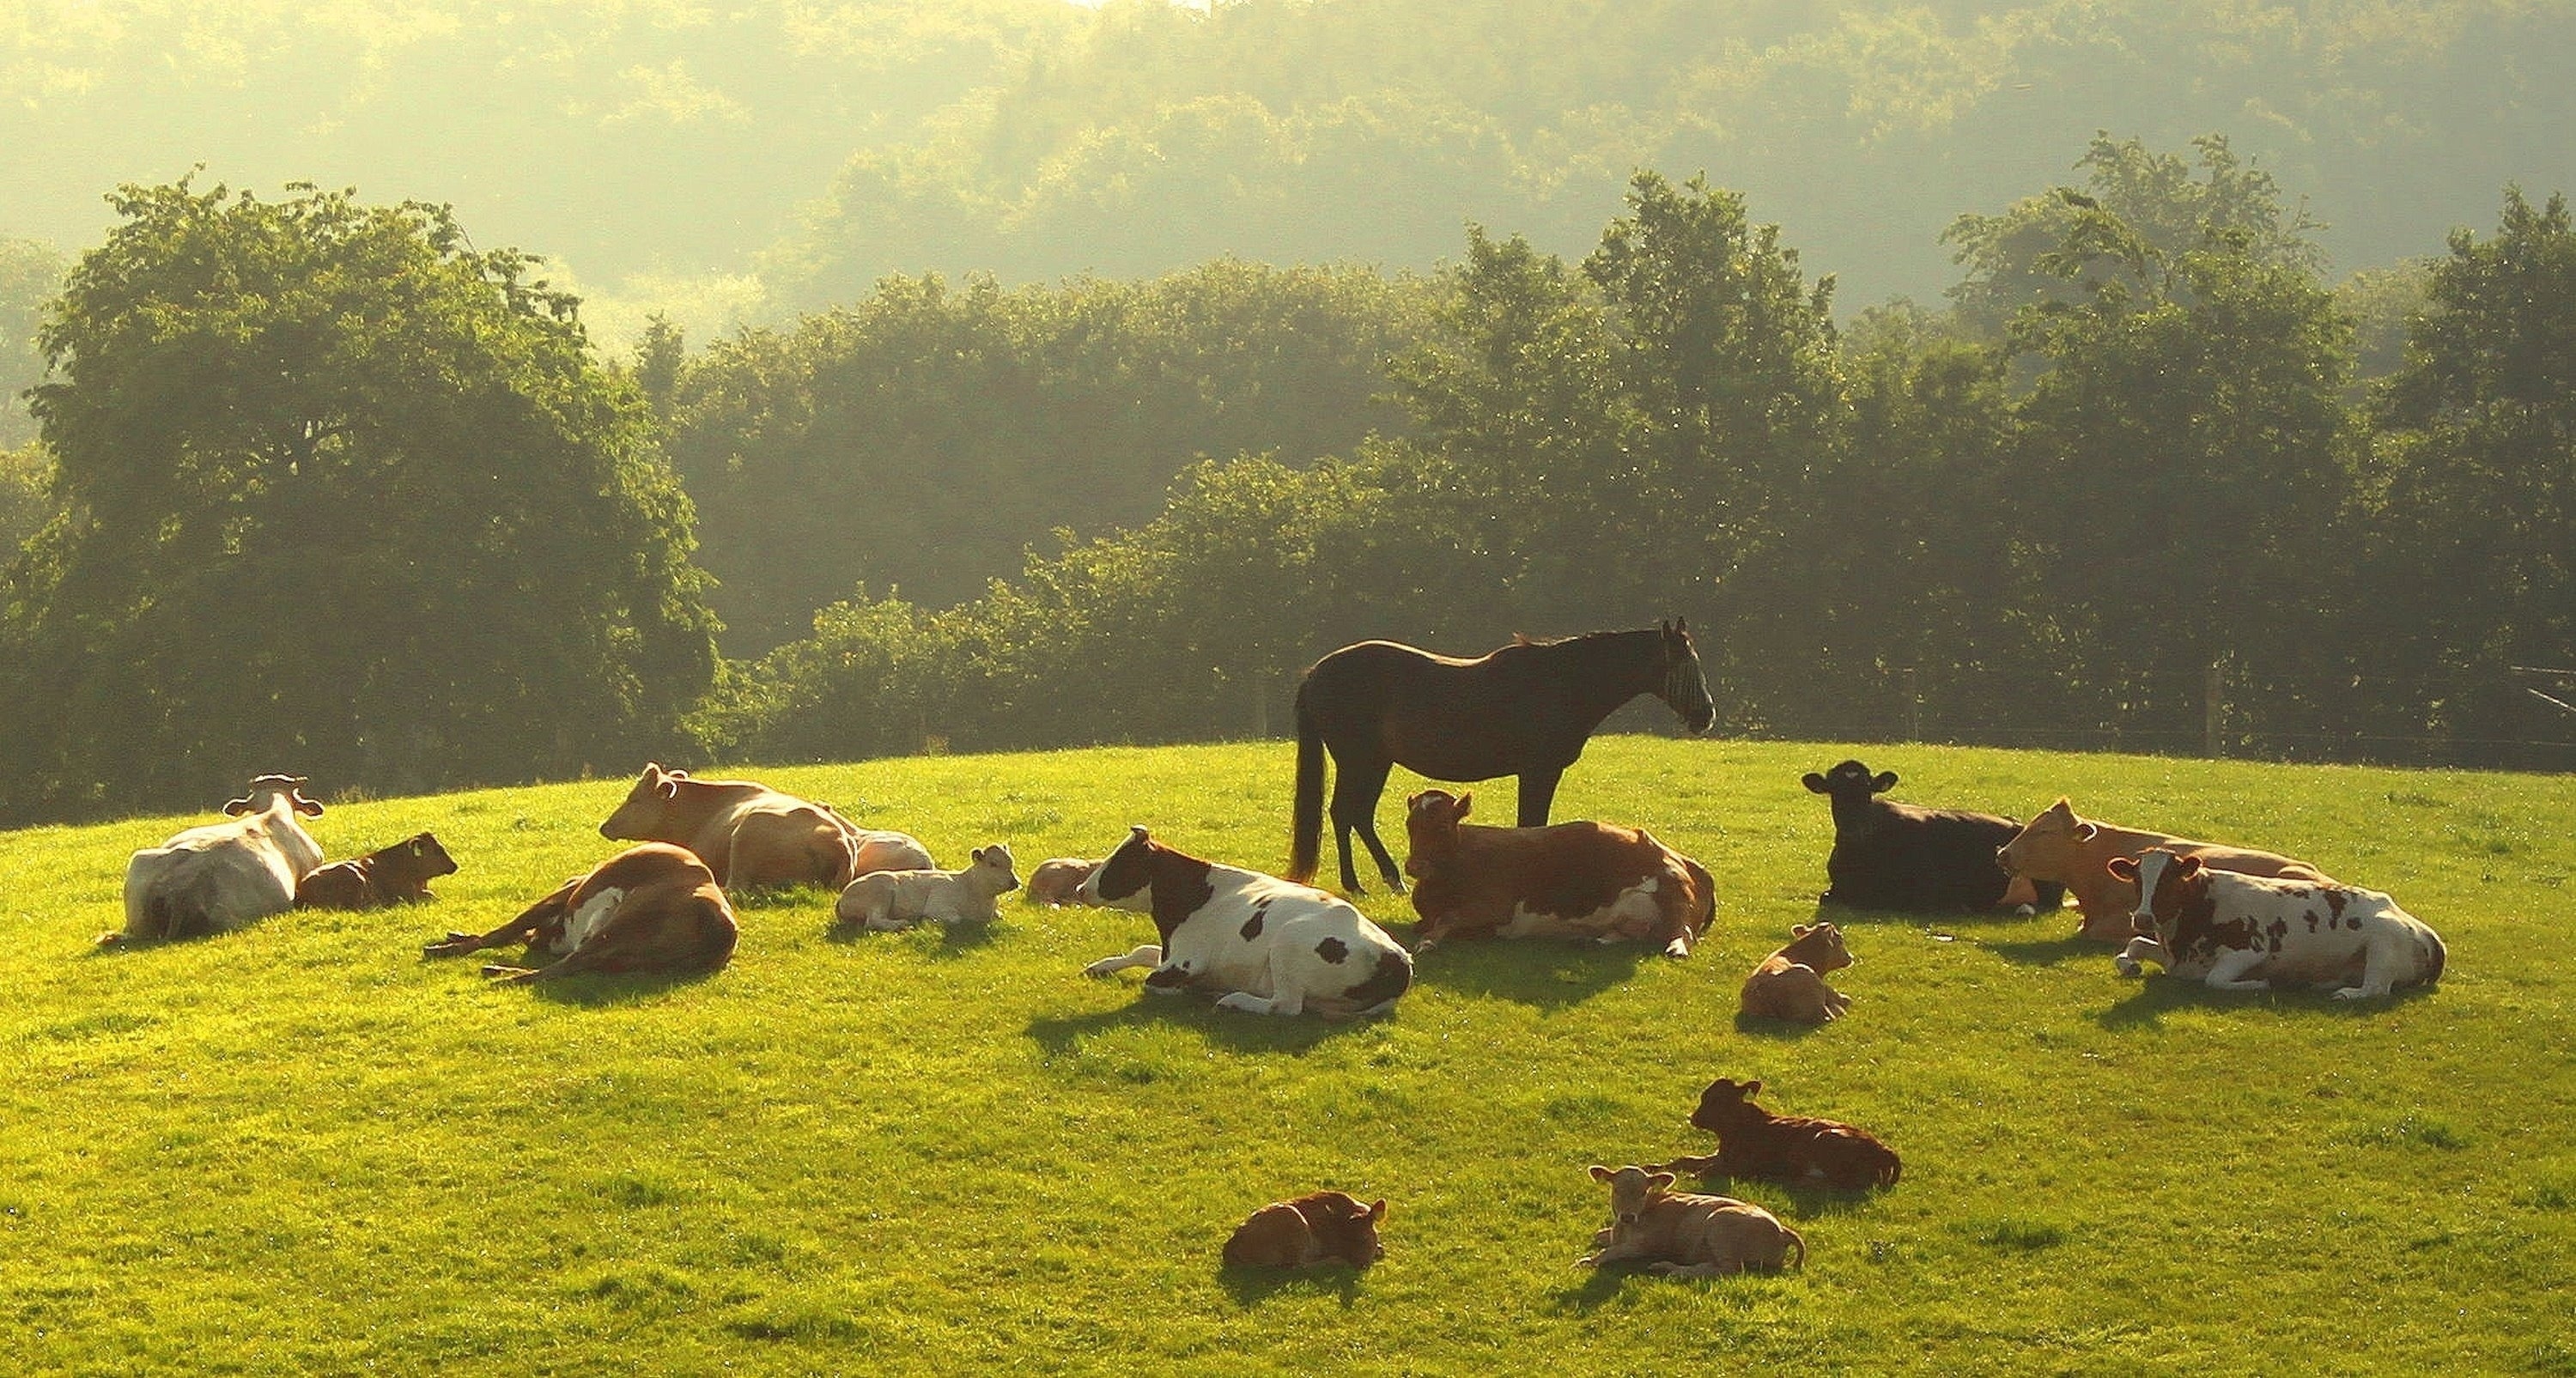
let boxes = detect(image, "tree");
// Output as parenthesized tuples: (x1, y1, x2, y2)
(1, 179, 717, 820)
(0, 236, 68, 447)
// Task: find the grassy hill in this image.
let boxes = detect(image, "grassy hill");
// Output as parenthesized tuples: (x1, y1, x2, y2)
(3, 738, 2570, 1374)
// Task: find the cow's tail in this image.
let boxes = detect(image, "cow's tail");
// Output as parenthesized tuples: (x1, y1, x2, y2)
(1783, 1226, 1807, 1272)
(1286, 682, 1326, 884)
(1880, 1150, 1903, 1188)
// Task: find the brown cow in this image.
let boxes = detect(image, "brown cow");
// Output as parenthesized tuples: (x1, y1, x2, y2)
(1221, 1191, 1388, 1269)
(1654, 1077, 1901, 1191)
(295, 832, 459, 910)
(1578, 1166, 1805, 1278)
(421, 842, 737, 983)
(1996, 798, 2330, 943)
(1739, 923, 1856, 1023)
(598, 762, 928, 889)
(1401, 789, 1714, 958)
(1024, 858, 1099, 907)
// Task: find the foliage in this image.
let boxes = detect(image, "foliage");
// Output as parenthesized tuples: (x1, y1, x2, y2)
(0, 179, 717, 822)
(0, 235, 67, 446)
(0, 440, 52, 561)
(2, 739, 2570, 1373)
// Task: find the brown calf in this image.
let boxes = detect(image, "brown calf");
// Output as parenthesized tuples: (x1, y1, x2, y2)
(1402, 789, 1715, 958)
(1996, 798, 2329, 943)
(598, 762, 929, 889)
(1655, 1077, 1900, 1192)
(1579, 1166, 1805, 1278)
(1738, 923, 1856, 1023)
(1221, 1191, 1388, 1269)
(421, 842, 737, 984)
(296, 832, 458, 910)
(1024, 858, 1099, 907)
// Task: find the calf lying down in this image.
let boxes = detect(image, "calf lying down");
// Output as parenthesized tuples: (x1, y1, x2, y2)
(2109, 847, 2445, 999)
(1579, 1166, 1805, 1278)
(835, 844, 1020, 931)
(1024, 858, 1099, 907)
(1739, 922, 1856, 1024)
(1221, 1191, 1388, 1269)
(1656, 1077, 1901, 1192)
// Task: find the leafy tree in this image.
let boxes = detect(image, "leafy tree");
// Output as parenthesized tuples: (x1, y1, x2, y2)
(0, 236, 67, 447)
(0, 440, 53, 558)
(1, 179, 716, 820)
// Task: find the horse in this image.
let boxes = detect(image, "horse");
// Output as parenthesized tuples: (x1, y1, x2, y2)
(1286, 620, 1716, 895)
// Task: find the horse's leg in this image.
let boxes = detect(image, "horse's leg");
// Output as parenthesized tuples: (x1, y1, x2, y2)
(1329, 756, 1400, 895)
(1517, 768, 1564, 829)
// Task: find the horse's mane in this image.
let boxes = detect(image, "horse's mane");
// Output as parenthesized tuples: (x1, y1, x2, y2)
(1504, 627, 1649, 652)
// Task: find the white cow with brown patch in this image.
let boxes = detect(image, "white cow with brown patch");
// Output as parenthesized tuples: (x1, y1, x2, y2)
(2109, 847, 2446, 999)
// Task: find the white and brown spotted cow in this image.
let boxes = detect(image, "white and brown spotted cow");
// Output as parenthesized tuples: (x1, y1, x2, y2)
(1075, 825, 1413, 1019)
(2108, 847, 2446, 999)
(421, 842, 738, 984)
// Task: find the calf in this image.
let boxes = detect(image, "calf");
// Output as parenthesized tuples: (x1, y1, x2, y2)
(2109, 847, 2446, 999)
(112, 775, 326, 945)
(1025, 858, 1100, 907)
(1076, 825, 1413, 1019)
(295, 832, 458, 910)
(421, 842, 737, 984)
(1578, 1166, 1805, 1278)
(1655, 1077, 1901, 1191)
(835, 845, 1021, 931)
(1803, 760, 2060, 914)
(1997, 798, 2328, 942)
(1401, 789, 1714, 958)
(1221, 1191, 1388, 1269)
(599, 762, 930, 889)
(1738, 923, 1856, 1024)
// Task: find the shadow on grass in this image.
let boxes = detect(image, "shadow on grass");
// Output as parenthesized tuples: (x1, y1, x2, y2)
(1806, 896, 2069, 929)
(1025, 990, 1365, 1058)
(1549, 1266, 1632, 1314)
(1404, 934, 1646, 1011)
(726, 884, 837, 915)
(1218, 1264, 1367, 1308)
(1731, 1011, 1832, 1041)
(2093, 970, 2447, 1029)
(818, 919, 1001, 959)
(1981, 935, 2103, 968)
(1652, 1162, 1886, 1222)
(521, 966, 726, 1007)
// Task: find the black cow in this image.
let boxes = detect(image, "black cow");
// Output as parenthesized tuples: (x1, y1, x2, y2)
(1802, 760, 2063, 914)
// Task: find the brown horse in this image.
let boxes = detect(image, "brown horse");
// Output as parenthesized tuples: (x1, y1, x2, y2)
(1287, 621, 1716, 895)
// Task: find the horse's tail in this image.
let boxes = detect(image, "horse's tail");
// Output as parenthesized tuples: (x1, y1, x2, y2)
(1286, 679, 1326, 884)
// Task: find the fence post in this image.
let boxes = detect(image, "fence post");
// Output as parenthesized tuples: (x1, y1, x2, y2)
(1902, 666, 1922, 743)
(2205, 662, 2225, 757)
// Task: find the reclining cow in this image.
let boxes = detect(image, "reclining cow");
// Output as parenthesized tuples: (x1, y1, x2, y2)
(599, 762, 928, 889)
(1222, 1191, 1388, 1269)
(1578, 1166, 1805, 1278)
(110, 774, 327, 945)
(835, 845, 1020, 931)
(1739, 922, 1856, 1024)
(1025, 858, 1100, 907)
(296, 832, 459, 910)
(1075, 825, 1413, 1019)
(421, 842, 738, 984)
(1401, 789, 1713, 958)
(1803, 760, 2058, 914)
(2109, 847, 2446, 999)
(1653, 1077, 1901, 1191)
(1997, 798, 2329, 943)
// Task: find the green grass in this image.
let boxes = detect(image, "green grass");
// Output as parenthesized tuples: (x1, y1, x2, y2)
(3, 738, 2571, 1375)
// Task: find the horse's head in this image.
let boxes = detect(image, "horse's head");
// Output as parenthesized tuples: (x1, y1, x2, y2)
(1656, 618, 1716, 734)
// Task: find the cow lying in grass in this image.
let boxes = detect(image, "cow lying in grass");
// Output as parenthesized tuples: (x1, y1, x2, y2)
(835, 845, 1020, 931)
(1024, 858, 1099, 907)
(1654, 1077, 1901, 1192)
(1578, 1166, 1805, 1278)
(599, 762, 929, 889)
(1997, 798, 2328, 943)
(1221, 1191, 1388, 1269)
(1076, 825, 1412, 1019)
(422, 842, 737, 983)
(2110, 847, 2446, 999)
(1400, 789, 1713, 958)
(296, 832, 458, 910)
(1803, 759, 2058, 914)
(1738, 923, 1856, 1023)
(112, 774, 326, 945)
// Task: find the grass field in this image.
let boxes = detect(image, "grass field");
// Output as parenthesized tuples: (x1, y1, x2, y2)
(3, 738, 2572, 1375)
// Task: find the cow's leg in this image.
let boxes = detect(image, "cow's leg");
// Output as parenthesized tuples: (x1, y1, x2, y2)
(1647, 1260, 1734, 1278)
(2114, 936, 2165, 977)
(2202, 948, 2271, 992)
(2336, 932, 2402, 999)
(1516, 768, 1564, 829)
(1329, 756, 1402, 895)
(1083, 944, 1162, 978)
(425, 883, 574, 959)
(1646, 1152, 1724, 1178)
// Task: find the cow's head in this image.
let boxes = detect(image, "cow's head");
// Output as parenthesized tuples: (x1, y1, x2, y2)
(600, 762, 683, 841)
(1783, 921, 1854, 972)
(2107, 847, 2198, 933)
(1996, 797, 2093, 878)
(226, 774, 324, 818)
(1302, 1191, 1390, 1266)
(401, 832, 460, 880)
(1687, 1077, 1764, 1134)
(1025, 858, 1099, 905)
(1401, 789, 1471, 877)
(1656, 618, 1717, 735)
(1801, 759, 1898, 829)
(967, 843, 1021, 895)
(1589, 1164, 1678, 1228)
(1076, 825, 1157, 908)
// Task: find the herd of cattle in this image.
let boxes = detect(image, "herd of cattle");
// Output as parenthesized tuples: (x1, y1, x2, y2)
(105, 750, 2447, 1279)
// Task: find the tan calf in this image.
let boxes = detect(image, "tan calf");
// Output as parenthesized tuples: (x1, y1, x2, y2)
(1025, 858, 1099, 907)
(1739, 922, 1856, 1023)
(1996, 798, 2328, 943)
(1579, 1166, 1805, 1278)
(1221, 1191, 1388, 1269)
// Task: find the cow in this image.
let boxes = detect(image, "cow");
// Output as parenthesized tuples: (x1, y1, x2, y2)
(1578, 1166, 1806, 1278)
(1025, 858, 1100, 907)
(598, 762, 929, 889)
(421, 842, 738, 984)
(1221, 1191, 1388, 1269)
(1653, 1077, 1901, 1192)
(835, 845, 1021, 931)
(1400, 789, 1714, 958)
(109, 774, 326, 945)
(1803, 760, 2061, 914)
(295, 832, 459, 910)
(1738, 923, 1856, 1024)
(2108, 847, 2447, 999)
(1996, 797, 2330, 943)
(1074, 825, 1413, 1019)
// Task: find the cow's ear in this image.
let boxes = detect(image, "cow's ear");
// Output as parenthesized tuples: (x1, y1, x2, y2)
(1128, 824, 1149, 844)
(407, 839, 427, 858)
(970, 847, 987, 864)
(1648, 1172, 1676, 1191)
(222, 796, 254, 816)
(2177, 854, 2204, 877)
(1792, 923, 1811, 938)
(2073, 822, 2099, 842)
(2106, 856, 2138, 882)
(1744, 1078, 1762, 1096)
(1588, 1164, 1614, 1182)
(1366, 1199, 1388, 1222)
(1455, 792, 1473, 819)
(1801, 773, 1829, 793)
(656, 777, 680, 800)
(1872, 771, 1899, 794)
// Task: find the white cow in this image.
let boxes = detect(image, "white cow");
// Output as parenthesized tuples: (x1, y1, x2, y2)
(835, 844, 1021, 931)
(2109, 847, 2446, 999)
(113, 774, 326, 944)
(1074, 825, 1412, 1018)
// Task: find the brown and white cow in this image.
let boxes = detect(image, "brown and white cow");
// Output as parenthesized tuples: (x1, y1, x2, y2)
(1075, 825, 1413, 1019)
(1401, 789, 1714, 958)
(1578, 1166, 1806, 1278)
(1655, 1077, 1901, 1192)
(295, 832, 459, 910)
(112, 775, 327, 945)
(1221, 1191, 1388, 1269)
(1738, 923, 1856, 1023)
(598, 762, 929, 890)
(1996, 798, 2330, 943)
(2108, 847, 2446, 999)
(421, 842, 738, 984)
(1024, 858, 1100, 907)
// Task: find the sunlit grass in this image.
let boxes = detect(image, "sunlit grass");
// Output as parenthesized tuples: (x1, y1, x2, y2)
(2, 738, 2570, 1373)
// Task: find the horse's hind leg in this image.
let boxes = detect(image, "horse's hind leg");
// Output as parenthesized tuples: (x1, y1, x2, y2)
(1517, 768, 1564, 829)
(1329, 755, 1404, 895)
